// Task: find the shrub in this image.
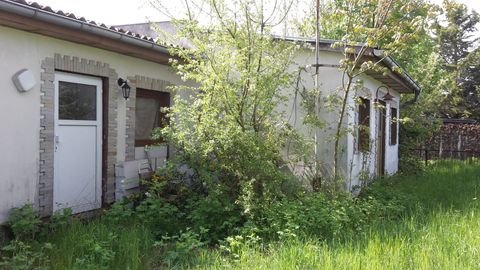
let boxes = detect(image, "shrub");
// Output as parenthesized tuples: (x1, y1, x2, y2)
(135, 196, 184, 237)
(7, 204, 41, 241)
(103, 199, 135, 225)
(72, 234, 116, 270)
(155, 229, 207, 267)
(185, 190, 245, 243)
(46, 208, 73, 233)
(0, 240, 52, 270)
(243, 187, 414, 242)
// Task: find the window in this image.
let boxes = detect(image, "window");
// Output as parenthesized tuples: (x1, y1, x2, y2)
(390, 107, 398, 145)
(358, 97, 370, 152)
(135, 89, 170, 147)
(58, 81, 97, 120)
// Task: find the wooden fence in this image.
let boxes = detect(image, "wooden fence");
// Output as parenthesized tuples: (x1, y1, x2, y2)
(413, 149, 480, 166)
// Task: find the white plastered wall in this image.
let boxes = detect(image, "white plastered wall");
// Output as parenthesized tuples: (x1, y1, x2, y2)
(282, 47, 401, 191)
(0, 25, 186, 223)
(345, 75, 400, 191)
(281, 48, 351, 184)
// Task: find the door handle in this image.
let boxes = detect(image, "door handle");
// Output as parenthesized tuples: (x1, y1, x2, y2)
(55, 136, 60, 152)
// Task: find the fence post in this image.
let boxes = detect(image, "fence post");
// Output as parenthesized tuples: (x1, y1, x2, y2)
(425, 149, 428, 166)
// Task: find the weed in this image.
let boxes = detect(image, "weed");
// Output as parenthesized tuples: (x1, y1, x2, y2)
(7, 204, 41, 241)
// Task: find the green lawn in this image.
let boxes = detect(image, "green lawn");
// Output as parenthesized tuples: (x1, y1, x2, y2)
(2, 160, 479, 269)
(188, 160, 480, 269)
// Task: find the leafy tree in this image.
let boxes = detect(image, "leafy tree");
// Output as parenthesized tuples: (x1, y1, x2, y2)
(154, 0, 304, 212)
(434, 0, 479, 66)
(296, 0, 426, 181)
(457, 48, 480, 118)
(432, 0, 480, 119)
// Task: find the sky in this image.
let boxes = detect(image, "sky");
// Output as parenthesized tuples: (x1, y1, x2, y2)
(31, 0, 170, 25)
(30, 0, 480, 26)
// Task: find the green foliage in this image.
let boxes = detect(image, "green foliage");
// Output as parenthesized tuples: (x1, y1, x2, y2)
(0, 240, 52, 270)
(219, 234, 262, 260)
(294, 0, 429, 181)
(174, 160, 480, 269)
(244, 188, 414, 242)
(155, 0, 305, 211)
(397, 113, 441, 173)
(7, 204, 41, 240)
(71, 234, 116, 270)
(103, 199, 135, 225)
(185, 191, 244, 243)
(135, 196, 183, 237)
(47, 208, 73, 232)
(434, 0, 479, 66)
(298, 0, 429, 53)
(110, 177, 244, 245)
(155, 229, 207, 267)
(4, 161, 478, 269)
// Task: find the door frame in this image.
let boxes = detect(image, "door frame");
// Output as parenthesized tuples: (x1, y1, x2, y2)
(101, 78, 109, 207)
(53, 71, 103, 213)
(376, 101, 386, 176)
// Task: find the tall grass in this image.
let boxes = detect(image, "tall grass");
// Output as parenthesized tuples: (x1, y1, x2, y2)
(184, 161, 480, 269)
(2, 160, 478, 269)
(38, 221, 156, 269)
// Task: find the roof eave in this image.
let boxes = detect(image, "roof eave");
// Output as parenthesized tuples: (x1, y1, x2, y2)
(0, 0, 174, 64)
(275, 36, 420, 95)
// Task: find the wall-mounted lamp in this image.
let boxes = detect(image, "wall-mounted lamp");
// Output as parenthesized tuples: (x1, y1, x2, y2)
(12, 69, 36, 93)
(117, 78, 131, 100)
(375, 85, 394, 102)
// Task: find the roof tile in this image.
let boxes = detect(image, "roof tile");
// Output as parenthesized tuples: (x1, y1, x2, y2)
(7, 0, 173, 46)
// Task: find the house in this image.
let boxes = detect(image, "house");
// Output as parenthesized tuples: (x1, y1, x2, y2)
(281, 37, 420, 190)
(98, 23, 422, 190)
(0, 0, 420, 223)
(0, 0, 188, 223)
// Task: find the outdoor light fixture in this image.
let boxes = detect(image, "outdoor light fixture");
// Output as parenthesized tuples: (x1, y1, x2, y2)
(117, 78, 131, 100)
(375, 85, 394, 102)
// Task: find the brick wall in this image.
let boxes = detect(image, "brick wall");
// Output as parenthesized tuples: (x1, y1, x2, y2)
(38, 54, 118, 216)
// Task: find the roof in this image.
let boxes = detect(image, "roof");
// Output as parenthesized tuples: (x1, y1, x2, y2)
(0, 0, 172, 64)
(275, 36, 421, 95)
(0, 0, 421, 95)
(113, 21, 192, 48)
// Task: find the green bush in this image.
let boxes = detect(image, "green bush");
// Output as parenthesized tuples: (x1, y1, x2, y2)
(155, 228, 207, 267)
(46, 208, 73, 233)
(185, 191, 245, 243)
(244, 187, 414, 242)
(135, 196, 184, 237)
(103, 199, 136, 225)
(0, 240, 52, 270)
(7, 204, 41, 241)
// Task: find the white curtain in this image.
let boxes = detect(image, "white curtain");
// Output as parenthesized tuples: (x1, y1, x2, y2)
(135, 97, 160, 140)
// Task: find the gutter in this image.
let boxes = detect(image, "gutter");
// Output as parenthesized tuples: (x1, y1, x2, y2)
(0, 0, 172, 56)
(275, 35, 421, 97)
(373, 49, 421, 98)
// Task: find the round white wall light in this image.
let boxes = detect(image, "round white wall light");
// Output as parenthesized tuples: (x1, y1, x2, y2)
(12, 69, 36, 92)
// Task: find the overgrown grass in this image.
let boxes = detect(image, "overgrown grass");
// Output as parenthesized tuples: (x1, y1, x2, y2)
(42, 221, 155, 270)
(184, 160, 480, 269)
(1, 160, 479, 269)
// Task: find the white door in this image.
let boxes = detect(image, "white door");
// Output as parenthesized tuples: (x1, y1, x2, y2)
(54, 72, 102, 214)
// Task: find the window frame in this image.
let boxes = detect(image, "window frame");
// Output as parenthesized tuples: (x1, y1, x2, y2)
(390, 107, 398, 146)
(134, 88, 170, 147)
(357, 97, 371, 152)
